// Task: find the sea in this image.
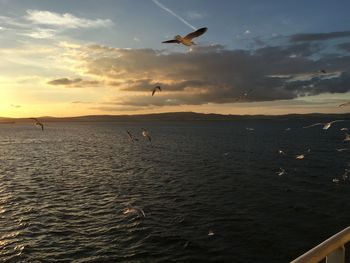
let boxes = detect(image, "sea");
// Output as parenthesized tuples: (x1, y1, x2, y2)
(0, 119, 349, 262)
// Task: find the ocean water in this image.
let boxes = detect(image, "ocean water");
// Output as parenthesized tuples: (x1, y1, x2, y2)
(0, 120, 349, 263)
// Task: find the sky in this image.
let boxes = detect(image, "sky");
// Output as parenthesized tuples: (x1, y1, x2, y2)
(1, 0, 350, 117)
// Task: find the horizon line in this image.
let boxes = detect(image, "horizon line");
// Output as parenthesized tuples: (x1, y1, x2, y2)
(1, 111, 350, 120)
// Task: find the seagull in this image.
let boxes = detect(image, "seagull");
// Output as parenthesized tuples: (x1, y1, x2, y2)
(296, 154, 305, 160)
(30, 118, 44, 131)
(208, 229, 215, 236)
(344, 134, 350, 142)
(332, 178, 340, 183)
(342, 169, 349, 181)
(276, 168, 287, 176)
(285, 128, 291, 131)
(151, 86, 161, 96)
(303, 120, 347, 130)
(340, 128, 348, 131)
(278, 150, 285, 155)
(126, 130, 138, 143)
(320, 69, 327, 74)
(236, 89, 254, 102)
(339, 101, 350, 107)
(337, 148, 349, 152)
(142, 128, 152, 143)
(183, 241, 190, 248)
(162, 27, 207, 46)
(123, 206, 146, 218)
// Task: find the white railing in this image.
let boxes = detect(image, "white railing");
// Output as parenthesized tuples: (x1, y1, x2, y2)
(291, 226, 350, 263)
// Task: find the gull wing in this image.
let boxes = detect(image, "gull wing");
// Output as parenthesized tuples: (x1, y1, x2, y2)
(302, 123, 323, 128)
(330, 120, 346, 124)
(30, 117, 39, 122)
(184, 27, 208, 40)
(162, 39, 180, 44)
(127, 130, 133, 141)
(137, 208, 146, 217)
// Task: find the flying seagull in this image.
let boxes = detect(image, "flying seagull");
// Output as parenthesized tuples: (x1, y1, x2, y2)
(278, 150, 285, 155)
(339, 101, 350, 107)
(162, 27, 207, 46)
(320, 69, 327, 74)
(342, 169, 349, 181)
(236, 89, 254, 102)
(123, 206, 146, 218)
(337, 148, 349, 152)
(296, 154, 305, 160)
(142, 128, 152, 143)
(303, 120, 347, 130)
(30, 118, 44, 131)
(126, 130, 138, 143)
(276, 168, 287, 176)
(152, 86, 161, 96)
(332, 178, 340, 183)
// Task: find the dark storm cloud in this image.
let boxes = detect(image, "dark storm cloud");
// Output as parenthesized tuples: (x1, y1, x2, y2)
(65, 38, 350, 107)
(290, 31, 350, 42)
(47, 77, 99, 87)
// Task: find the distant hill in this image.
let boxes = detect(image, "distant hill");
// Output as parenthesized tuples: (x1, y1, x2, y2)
(0, 112, 350, 123)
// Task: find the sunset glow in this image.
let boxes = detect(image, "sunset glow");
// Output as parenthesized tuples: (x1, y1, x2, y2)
(1, 0, 349, 117)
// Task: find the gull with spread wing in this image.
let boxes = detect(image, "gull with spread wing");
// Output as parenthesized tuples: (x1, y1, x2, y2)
(162, 27, 207, 46)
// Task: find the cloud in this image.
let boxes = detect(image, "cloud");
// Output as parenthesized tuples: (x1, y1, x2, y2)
(61, 39, 350, 107)
(186, 11, 206, 21)
(47, 78, 99, 87)
(290, 31, 350, 42)
(71, 101, 93, 104)
(20, 28, 58, 39)
(26, 10, 113, 29)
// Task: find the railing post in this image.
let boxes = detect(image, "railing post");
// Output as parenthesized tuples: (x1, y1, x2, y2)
(326, 246, 345, 263)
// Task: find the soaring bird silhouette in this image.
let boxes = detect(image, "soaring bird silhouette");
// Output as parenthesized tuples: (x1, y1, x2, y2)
(162, 27, 207, 46)
(151, 86, 161, 96)
(320, 69, 327, 74)
(30, 118, 44, 131)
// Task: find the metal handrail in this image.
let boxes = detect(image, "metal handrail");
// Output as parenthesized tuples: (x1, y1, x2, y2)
(291, 226, 350, 263)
